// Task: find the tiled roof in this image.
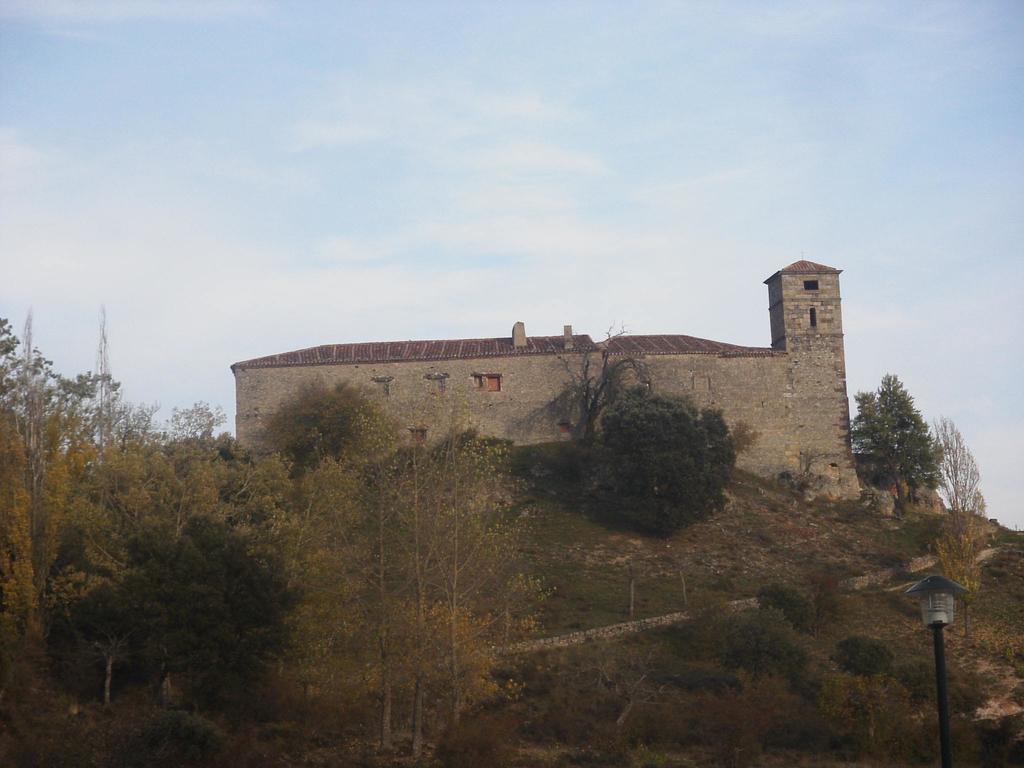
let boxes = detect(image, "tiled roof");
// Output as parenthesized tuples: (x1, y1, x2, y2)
(232, 331, 778, 371)
(781, 260, 840, 274)
(231, 335, 598, 371)
(764, 260, 841, 284)
(607, 334, 776, 358)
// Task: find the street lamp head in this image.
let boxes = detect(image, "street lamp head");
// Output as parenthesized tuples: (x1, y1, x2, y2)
(905, 575, 968, 628)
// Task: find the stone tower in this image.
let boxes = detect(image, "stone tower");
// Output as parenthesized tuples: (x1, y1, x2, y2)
(764, 260, 859, 497)
(765, 260, 844, 352)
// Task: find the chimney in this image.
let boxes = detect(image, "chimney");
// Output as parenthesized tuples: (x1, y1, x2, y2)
(512, 321, 527, 348)
(563, 325, 575, 351)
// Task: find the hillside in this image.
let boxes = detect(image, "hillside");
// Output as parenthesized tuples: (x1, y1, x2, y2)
(486, 443, 1024, 767)
(3, 437, 1022, 768)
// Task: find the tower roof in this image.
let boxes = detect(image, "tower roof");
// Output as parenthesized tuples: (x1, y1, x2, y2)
(764, 260, 841, 284)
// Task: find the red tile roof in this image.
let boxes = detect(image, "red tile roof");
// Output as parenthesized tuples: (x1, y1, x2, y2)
(764, 260, 841, 284)
(231, 335, 598, 371)
(780, 259, 840, 273)
(607, 334, 776, 357)
(232, 331, 777, 371)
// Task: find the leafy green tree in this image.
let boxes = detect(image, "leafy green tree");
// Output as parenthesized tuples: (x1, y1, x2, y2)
(598, 387, 735, 535)
(757, 583, 814, 633)
(122, 516, 294, 706)
(264, 382, 384, 473)
(851, 374, 938, 513)
(833, 636, 894, 677)
(719, 609, 808, 683)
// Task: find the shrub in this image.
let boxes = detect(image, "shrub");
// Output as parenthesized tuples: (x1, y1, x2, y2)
(112, 710, 225, 768)
(263, 382, 391, 473)
(818, 672, 925, 761)
(671, 663, 741, 694)
(833, 636, 894, 677)
(435, 713, 517, 768)
(598, 387, 735, 536)
(757, 583, 814, 633)
(719, 609, 808, 683)
(894, 658, 933, 703)
(806, 570, 843, 635)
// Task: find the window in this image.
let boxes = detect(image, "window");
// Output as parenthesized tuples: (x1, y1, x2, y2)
(558, 421, 572, 434)
(424, 372, 449, 393)
(371, 375, 394, 397)
(474, 373, 501, 391)
(809, 308, 817, 328)
(803, 280, 819, 291)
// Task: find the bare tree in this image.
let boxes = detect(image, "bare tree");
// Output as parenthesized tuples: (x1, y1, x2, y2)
(596, 648, 666, 729)
(932, 416, 984, 515)
(559, 329, 647, 441)
(95, 306, 113, 452)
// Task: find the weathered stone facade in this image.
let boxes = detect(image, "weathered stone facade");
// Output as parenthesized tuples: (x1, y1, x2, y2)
(232, 261, 860, 497)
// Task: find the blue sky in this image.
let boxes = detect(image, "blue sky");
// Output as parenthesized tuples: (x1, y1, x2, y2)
(1, 1, 1022, 526)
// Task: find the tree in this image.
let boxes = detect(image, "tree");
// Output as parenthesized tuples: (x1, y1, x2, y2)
(168, 401, 226, 443)
(123, 516, 293, 706)
(67, 581, 136, 706)
(932, 416, 984, 516)
(598, 387, 735, 535)
(851, 374, 938, 514)
(833, 636, 894, 677)
(558, 331, 647, 442)
(264, 382, 383, 473)
(935, 509, 985, 638)
(930, 416, 986, 637)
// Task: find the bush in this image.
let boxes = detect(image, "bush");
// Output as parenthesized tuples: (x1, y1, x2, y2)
(435, 713, 517, 768)
(671, 663, 741, 694)
(833, 636, 894, 677)
(598, 388, 735, 536)
(263, 382, 390, 473)
(719, 609, 808, 683)
(894, 658, 933, 703)
(757, 583, 814, 633)
(112, 710, 225, 768)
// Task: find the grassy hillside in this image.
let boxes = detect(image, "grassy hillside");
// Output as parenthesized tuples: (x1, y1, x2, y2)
(491, 443, 1024, 767)
(5, 441, 1022, 768)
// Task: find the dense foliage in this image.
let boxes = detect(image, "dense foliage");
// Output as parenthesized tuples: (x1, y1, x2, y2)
(1, 316, 1019, 768)
(598, 387, 735, 535)
(851, 374, 939, 512)
(0, 317, 534, 764)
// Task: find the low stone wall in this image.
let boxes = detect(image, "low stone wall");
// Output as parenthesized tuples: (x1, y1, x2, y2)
(499, 551, 1000, 656)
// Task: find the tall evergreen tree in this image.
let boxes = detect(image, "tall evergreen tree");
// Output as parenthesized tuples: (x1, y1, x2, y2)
(851, 374, 938, 513)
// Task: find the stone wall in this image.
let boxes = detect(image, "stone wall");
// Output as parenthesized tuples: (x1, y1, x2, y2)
(235, 345, 859, 496)
(234, 352, 580, 449)
(233, 262, 861, 498)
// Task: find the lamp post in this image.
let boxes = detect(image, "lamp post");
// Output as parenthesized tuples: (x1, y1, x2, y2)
(905, 575, 968, 768)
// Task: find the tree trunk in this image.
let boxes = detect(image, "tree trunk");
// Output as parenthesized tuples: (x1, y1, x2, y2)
(615, 699, 634, 728)
(411, 673, 424, 759)
(378, 671, 389, 753)
(104, 655, 113, 706)
(450, 611, 462, 724)
(628, 565, 635, 620)
(158, 670, 172, 707)
(893, 477, 906, 517)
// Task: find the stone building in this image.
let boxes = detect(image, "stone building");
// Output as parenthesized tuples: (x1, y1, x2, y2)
(231, 260, 860, 497)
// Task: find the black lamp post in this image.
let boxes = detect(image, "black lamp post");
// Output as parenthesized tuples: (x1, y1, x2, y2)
(905, 575, 968, 768)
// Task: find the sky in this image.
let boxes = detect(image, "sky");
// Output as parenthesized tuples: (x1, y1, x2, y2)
(1, 1, 1022, 527)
